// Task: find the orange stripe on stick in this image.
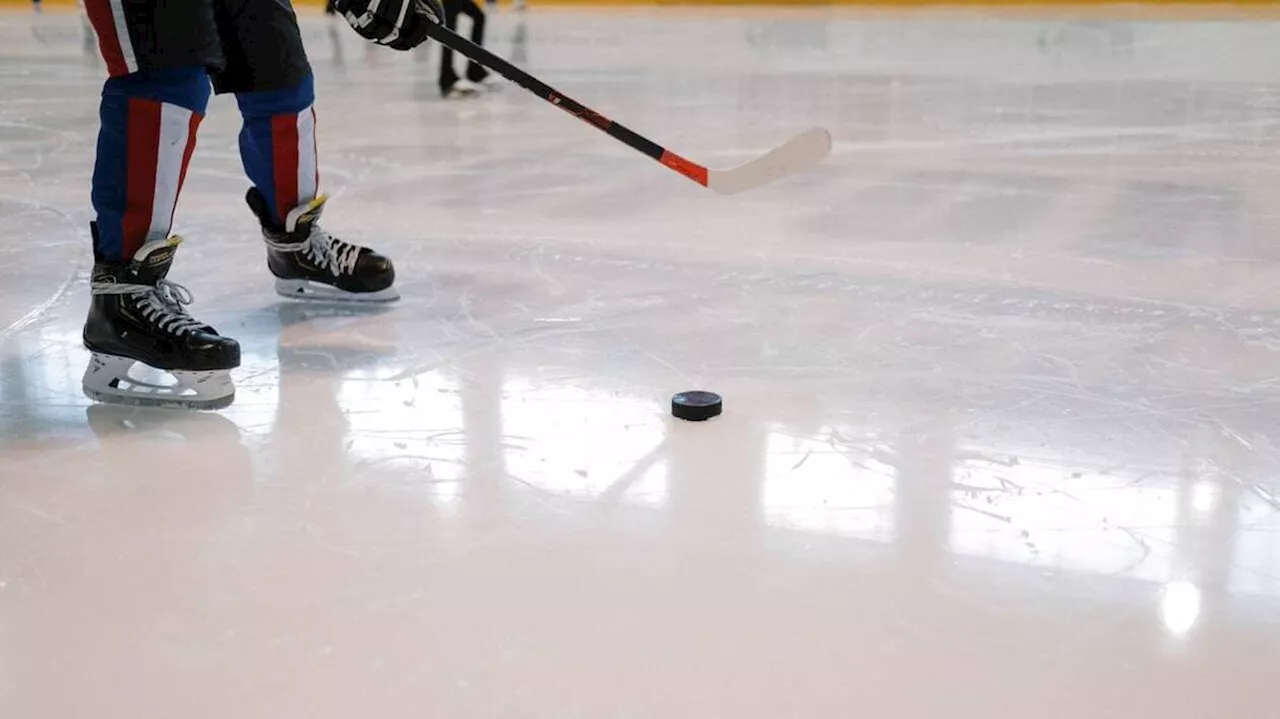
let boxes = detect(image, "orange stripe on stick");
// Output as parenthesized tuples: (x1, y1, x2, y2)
(659, 151, 708, 186)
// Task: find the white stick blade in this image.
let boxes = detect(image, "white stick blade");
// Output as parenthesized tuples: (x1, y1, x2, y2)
(707, 127, 832, 195)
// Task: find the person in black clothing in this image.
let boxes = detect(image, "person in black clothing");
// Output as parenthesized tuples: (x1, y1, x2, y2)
(439, 0, 494, 98)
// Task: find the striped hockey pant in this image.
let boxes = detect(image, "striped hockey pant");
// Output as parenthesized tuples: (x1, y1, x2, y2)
(83, 0, 318, 261)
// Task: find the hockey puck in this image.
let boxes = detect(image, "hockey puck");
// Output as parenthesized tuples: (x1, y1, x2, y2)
(671, 390, 723, 422)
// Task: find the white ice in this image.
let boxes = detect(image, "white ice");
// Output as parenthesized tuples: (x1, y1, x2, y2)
(2, 6, 1280, 717)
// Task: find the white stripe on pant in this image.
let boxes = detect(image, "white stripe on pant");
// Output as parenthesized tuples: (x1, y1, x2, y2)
(148, 103, 194, 242)
(296, 107, 319, 203)
(106, 0, 138, 74)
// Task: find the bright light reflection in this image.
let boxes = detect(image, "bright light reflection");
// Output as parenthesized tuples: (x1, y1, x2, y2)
(1161, 581, 1202, 636)
(338, 369, 467, 508)
(1191, 480, 1218, 516)
(950, 454, 1176, 582)
(762, 429, 896, 541)
(501, 380, 667, 505)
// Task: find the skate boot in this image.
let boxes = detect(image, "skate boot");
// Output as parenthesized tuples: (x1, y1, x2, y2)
(82, 231, 241, 410)
(247, 188, 399, 302)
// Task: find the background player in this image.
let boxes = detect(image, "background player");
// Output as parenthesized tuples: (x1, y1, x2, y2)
(439, 0, 495, 98)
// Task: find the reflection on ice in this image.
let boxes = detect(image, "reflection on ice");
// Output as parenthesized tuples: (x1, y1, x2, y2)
(339, 369, 468, 506)
(1161, 580, 1202, 636)
(501, 379, 667, 506)
(763, 428, 896, 541)
(950, 454, 1178, 582)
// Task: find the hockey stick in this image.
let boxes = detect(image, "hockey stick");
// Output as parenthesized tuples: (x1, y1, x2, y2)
(421, 22, 832, 195)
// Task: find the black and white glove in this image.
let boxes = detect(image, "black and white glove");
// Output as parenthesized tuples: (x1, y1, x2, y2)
(334, 0, 444, 51)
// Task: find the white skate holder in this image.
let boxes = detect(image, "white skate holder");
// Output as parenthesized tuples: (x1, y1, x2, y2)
(82, 353, 236, 411)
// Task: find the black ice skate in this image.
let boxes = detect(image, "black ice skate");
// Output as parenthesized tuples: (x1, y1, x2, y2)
(247, 188, 399, 303)
(82, 231, 241, 410)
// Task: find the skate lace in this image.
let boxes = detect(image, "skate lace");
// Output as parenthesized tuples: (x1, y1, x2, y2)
(267, 226, 362, 278)
(92, 279, 207, 336)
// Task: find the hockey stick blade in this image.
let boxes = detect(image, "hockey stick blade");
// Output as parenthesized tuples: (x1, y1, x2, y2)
(420, 22, 832, 194)
(706, 127, 833, 196)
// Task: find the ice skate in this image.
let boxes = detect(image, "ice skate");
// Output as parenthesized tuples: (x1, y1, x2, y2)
(247, 188, 399, 302)
(81, 231, 241, 410)
(442, 78, 484, 99)
(473, 74, 503, 92)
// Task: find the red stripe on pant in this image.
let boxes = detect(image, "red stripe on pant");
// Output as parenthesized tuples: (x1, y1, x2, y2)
(272, 114, 301, 223)
(121, 98, 162, 259)
(82, 0, 130, 77)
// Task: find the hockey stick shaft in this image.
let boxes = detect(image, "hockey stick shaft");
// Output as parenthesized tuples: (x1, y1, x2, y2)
(421, 21, 710, 188)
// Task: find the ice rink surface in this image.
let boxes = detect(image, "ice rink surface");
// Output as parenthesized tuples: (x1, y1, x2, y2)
(3, 5, 1280, 716)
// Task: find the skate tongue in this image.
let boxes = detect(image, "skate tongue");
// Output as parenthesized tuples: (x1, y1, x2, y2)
(131, 236, 182, 285)
(284, 195, 328, 234)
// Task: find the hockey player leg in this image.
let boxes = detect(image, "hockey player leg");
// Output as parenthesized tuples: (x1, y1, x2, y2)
(209, 0, 398, 302)
(236, 74, 399, 302)
(83, 67, 241, 410)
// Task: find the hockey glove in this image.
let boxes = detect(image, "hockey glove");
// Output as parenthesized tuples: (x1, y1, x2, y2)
(335, 0, 443, 51)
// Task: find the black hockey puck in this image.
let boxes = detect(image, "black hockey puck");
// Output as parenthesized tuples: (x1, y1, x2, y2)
(671, 390, 722, 422)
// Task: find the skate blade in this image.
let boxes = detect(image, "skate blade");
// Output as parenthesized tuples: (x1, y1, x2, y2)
(275, 278, 400, 303)
(82, 354, 236, 411)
